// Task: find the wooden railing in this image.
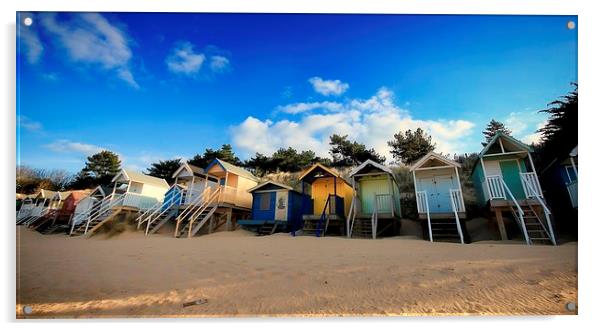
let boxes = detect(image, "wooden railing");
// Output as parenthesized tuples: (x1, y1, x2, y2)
(566, 180, 578, 208)
(136, 184, 183, 231)
(449, 189, 465, 244)
(520, 172, 543, 198)
(521, 178, 556, 246)
(450, 189, 465, 213)
(486, 175, 506, 199)
(416, 191, 432, 242)
(498, 178, 531, 245)
(346, 193, 358, 238)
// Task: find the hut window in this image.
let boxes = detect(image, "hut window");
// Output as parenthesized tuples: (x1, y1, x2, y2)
(259, 193, 271, 210)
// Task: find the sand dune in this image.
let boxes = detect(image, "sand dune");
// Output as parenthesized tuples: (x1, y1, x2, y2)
(16, 227, 577, 318)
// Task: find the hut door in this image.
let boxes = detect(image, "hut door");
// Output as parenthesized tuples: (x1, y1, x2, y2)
(360, 179, 388, 214)
(275, 191, 288, 221)
(433, 176, 453, 213)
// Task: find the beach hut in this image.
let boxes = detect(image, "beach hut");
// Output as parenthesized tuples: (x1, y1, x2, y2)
(347, 160, 402, 239)
(172, 159, 260, 238)
(298, 163, 354, 237)
(17, 189, 56, 225)
(72, 185, 112, 224)
(410, 152, 469, 244)
(136, 162, 219, 235)
(27, 191, 72, 230)
(38, 190, 91, 234)
(16, 193, 36, 222)
(70, 170, 169, 236)
(238, 181, 312, 235)
(471, 131, 556, 245)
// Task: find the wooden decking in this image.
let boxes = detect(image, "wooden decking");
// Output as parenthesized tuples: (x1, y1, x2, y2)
(418, 212, 467, 220)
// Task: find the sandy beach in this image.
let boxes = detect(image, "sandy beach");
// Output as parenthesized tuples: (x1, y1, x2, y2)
(16, 226, 577, 318)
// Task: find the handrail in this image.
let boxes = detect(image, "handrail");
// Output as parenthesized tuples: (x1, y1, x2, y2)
(83, 193, 126, 234)
(449, 189, 465, 244)
(187, 186, 222, 238)
(498, 179, 530, 245)
(346, 192, 356, 238)
(486, 175, 506, 199)
(316, 194, 332, 237)
(174, 186, 213, 236)
(136, 185, 182, 229)
(71, 193, 113, 229)
(371, 194, 378, 239)
(520, 172, 543, 198)
(416, 191, 432, 242)
(521, 177, 556, 245)
(144, 192, 183, 235)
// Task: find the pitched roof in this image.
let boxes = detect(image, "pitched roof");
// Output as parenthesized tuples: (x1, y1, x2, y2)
(172, 162, 206, 178)
(35, 189, 57, 199)
(349, 159, 394, 177)
(480, 131, 533, 156)
(53, 191, 72, 200)
(409, 152, 461, 172)
(206, 158, 258, 181)
(248, 180, 294, 193)
(112, 169, 170, 188)
(570, 145, 578, 157)
(298, 163, 352, 186)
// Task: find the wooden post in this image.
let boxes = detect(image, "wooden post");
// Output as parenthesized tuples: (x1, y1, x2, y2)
(494, 208, 508, 240)
(570, 157, 578, 177)
(225, 209, 233, 231)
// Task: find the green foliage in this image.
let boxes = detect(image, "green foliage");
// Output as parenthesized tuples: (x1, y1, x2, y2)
(146, 159, 182, 184)
(535, 83, 578, 167)
(245, 148, 327, 176)
(387, 128, 435, 165)
(188, 144, 243, 169)
(80, 150, 122, 187)
(16, 166, 74, 193)
(482, 119, 512, 146)
(329, 134, 386, 166)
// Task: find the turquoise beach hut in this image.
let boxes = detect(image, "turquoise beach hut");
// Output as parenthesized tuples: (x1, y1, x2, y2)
(471, 131, 556, 245)
(238, 181, 312, 235)
(346, 160, 402, 239)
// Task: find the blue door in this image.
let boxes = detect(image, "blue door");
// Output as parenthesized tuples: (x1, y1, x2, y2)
(419, 176, 453, 213)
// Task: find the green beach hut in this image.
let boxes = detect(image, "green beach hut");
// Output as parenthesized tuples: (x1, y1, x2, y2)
(471, 131, 556, 245)
(346, 160, 402, 239)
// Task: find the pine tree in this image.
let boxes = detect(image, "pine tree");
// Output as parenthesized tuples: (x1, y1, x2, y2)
(81, 150, 121, 187)
(146, 159, 182, 184)
(188, 144, 243, 169)
(482, 119, 512, 146)
(387, 128, 435, 164)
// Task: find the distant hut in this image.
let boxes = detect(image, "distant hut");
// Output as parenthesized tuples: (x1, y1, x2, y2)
(410, 152, 469, 244)
(16, 189, 56, 225)
(346, 160, 402, 239)
(471, 131, 555, 245)
(298, 163, 354, 237)
(238, 181, 312, 235)
(70, 170, 169, 237)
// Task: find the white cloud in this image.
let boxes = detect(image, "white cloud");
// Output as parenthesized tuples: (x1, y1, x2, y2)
(210, 55, 230, 72)
(166, 42, 205, 76)
(18, 17, 43, 64)
(277, 101, 344, 114)
(18, 115, 43, 132)
(39, 13, 139, 88)
(44, 139, 105, 155)
(521, 121, 547, 145)
(231, 87, 475, 162)
(308, 77, 349, 96)
(505, 111, 549, 145)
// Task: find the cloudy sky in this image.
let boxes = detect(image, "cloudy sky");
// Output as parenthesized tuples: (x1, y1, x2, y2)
(16, 13, 577, 172)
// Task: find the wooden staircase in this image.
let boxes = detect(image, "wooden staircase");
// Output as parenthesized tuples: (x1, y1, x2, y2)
(509, 204, 554, 245)
(40, 224, 68, 235)
(427, 218, 464, 243)
(174, 186, 221, 238)
(350, 218, 372, 238)
(146, 208, 178, 235)
(70, 208, 122, 236)
(256, 221, 284, 236)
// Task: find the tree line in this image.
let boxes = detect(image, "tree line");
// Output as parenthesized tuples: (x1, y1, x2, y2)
(16, 84, 577, 194)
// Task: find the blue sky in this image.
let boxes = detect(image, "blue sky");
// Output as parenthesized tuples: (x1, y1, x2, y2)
(16, 13, 577, 172)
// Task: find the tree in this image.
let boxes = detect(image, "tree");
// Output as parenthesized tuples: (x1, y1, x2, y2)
(17, 166, 75, 193)
(387, 128, 435, 164)
(68, 170, 96, 190)
(535, 83, 578, 168)
(188, 144, 243, 169)
(81, 150, 121, 187)
(146, 159, 182, 184)
(482, 119, 512, 146)
(245, 153, 274, 176)
(329, 134, 386, 166)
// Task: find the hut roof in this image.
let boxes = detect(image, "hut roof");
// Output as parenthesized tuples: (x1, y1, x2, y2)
(67, 190, 90, 202)
(410, 152, 461, 172)
(349, 159, 394, 177)
(248, 180, 294, 193)
(112, 169, 169, 188)
(206, 159, 258, 181)
(298, 163, 352, 186)
(172, 162, 206, 178)
(480, 131, 533, 156)
(35, 189, 57, 199)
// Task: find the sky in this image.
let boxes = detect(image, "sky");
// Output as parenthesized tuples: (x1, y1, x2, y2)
(16, 13, 577, 173)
